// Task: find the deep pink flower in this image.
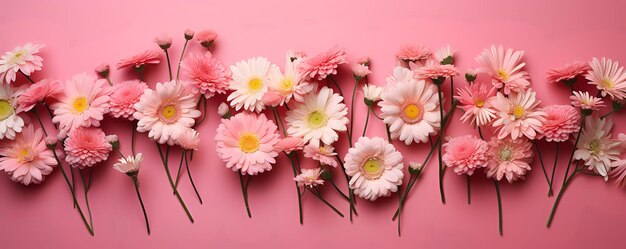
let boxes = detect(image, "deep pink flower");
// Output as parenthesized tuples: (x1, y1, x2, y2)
(454, 81, 497, 126)
(298, 47, 347, 81)
(116, 50, 160, 70)
(181, 52, 230, 99)
(109, 80, 147, 120)
(546, 61, 590, 84)
(486, 137, 533, 183)
(443, 135, 489, 175)
(538, 105, 581, 142)
(64, 127, 112, 168)
(17, 79, 63, 112)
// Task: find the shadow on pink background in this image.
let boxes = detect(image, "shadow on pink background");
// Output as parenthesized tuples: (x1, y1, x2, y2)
(1, 0, 626, 248)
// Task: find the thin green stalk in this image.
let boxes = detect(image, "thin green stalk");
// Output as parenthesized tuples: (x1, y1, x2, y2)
(335, 154, 358, 220)
(328, 76, 345, 97)
(348, 78, 359, 147)
(238, 173, 252, 218)
(184, 151, 203, 204)
(547, 162, 581, 227)
(436, 84, 446, 204)
(19, 70, 35, 83)
(385, 124, 392, 143)
(330, 179, 350, 201)
(494, 180, 503, 236)
(467, 175, 471, 205)
(361, 109, 370, 137)
(533, 140, 552, 194)
(45, 104, 58, 129)
(32, 109, 48, 136)
(274, 108, 304, 224)
(548, 143, 559, 196)
(175, 40, 189, 82)
(165, 49, 173, 81)
(132, 176, 150, 235)
(174, 150, 185, 192)
(156, 143, 194, 222)
(307, 187, 344, 217)
(78, 169, 94, 231)
(131, 122, 136, 155)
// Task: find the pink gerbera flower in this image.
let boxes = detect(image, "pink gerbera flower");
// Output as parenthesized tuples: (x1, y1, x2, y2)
(0, 124, 57, 185)
(491, 89, 546, 140)
(415, 61, 460, 81)
(274, 136, 304, 154)
(585, 57, 626, 100)
(298, 47, 347, 81)
(443, 135, 489, 175)
(455, 81, 497, 126)
(108, 80, 147, 120)
(546, 61, 590, 84)
(182, 52, 230, 99)
(116, 50, 160, 70)
(486, 137, 533, 183)
(215, 112, 279, 175)
(294, 168, 324, 187)
(538, 105, 580, 142)
(64, 126, 113, 168)
(396, 45, 432, 63)
(476, 45, 530, 94)
(17, 79, 63, 112)
(195, 29, 218, 48)
(177, 128, 200, 151)
(51, 73, 110, 138)
(303, 144, 339, 167)
(570, 91, 604, 110)
(0, 43, 44, 84)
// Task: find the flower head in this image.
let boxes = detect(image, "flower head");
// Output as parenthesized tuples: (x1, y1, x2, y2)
(491, 90, 546, 140)
(217, 102, 231, 118)
(64, 127, 112, 168)
(267, 52, 315, 104)
(17, 79, 63, 112)
(182, 52, 230, 99)
(396, 45, 432, 63)
(116, 50, 160, 70)
(215, 112, 280, 175)
(476, 45, 530, 94)
(570, 91, 604, 110)
(298, 47, 347, 81)
(538, 105, 580, 142)
(0, 43, 44, 84)
(260, 90, 285, 107)
(154, 34, 173, 50)
(546, 61, 590, 84)
(585, 57, 626, 100)
(177, 128, 200, 151)
(95, 64, 110, 78)
(415, 61, 460, 83)
(344, 136, 404, 201)
(108, 80, 147, 120)
(486, 137, 533, 183)
(0, 124, 56, 185)
(184, 29, 195, 40)
(455, 81, 497, 126)
(351, 63, 371, 78)
(435, 45, 455, 65)
(303, 144, 338, 167)
(274, 136, 304, 154)
(443, 135, 489, 175)
(574, 116, 622, 180)
(294, 168, 324, 187)
(227, 57, 275, 112)
(113, 153, 143, 175)
(362, 84, 383, 106)
(195, 29, 218, 48)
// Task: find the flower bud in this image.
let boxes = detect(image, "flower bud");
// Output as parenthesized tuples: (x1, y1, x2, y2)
(184, 29, 195, 40)
(45, 136, 58, 149)
(218, 102, 231, 119)
(95, 64, 110, 78)
(408, 162, 423, 175)
(154, 34, 172, 50)
(106, 135, 119, 150)
(320, 169, 333, 180)
(465, 69, 477, 83)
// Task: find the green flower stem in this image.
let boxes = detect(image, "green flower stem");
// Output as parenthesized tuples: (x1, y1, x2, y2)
(494, 180, 503, 236)
(348, 78, 359, 147)
(361, 109, 370, 137)
(273, 108, 304, 224)
(44, 104, 58, 129)
(334, 154, 358, 221)
(330, 179, 350, 201)
(436, 83, 446, 204)
(548, 143, 559, 196)
(174, 150, 185, 192)
(307, 187, 344, 218)
(532, 140, 552, 194)
(78, 169, 94, 231)
(184, 151, 203, 204)
(156, 142, 194, 223)
(175, 40, 189, 82)
(32, 109, 48, 136)
(466, 175, 471, 205)
(132, 175, 150, 235)
(131, 121, 137, 155)
(238, 173, 252, 218)
(19, 70, 35, 83)
(164, 49, 173, 81)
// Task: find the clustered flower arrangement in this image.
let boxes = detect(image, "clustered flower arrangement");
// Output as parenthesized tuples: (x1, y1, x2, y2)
(2, 28, 625, 237)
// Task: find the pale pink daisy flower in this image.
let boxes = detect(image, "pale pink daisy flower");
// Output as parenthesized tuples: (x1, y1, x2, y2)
(17, 79, 63, 112)
(455, 81, 497, 126)
(195, 29, 218, 48)
(0, 84, 26, 140)
(610, 159, 626, 187)
(133, 81, 201, 145)
(363, 84, 383, 104)
(303, 144, 339, 167)
(215, 112, 280, 175)
(0, 124, 56, 185)
(51, 73, 110, 138)
(113, 153, 143, 175)
(396, 45, 432, 63)
(267, 52, 315, 104)
(293, 168, 324, 187)
(570, 91, 604, 110)
(574, 116, 623, 180)
(538, 105, 580, 142)
(546, 61, 590, 84)
(585, 57, 626, 100)
(379, 66, 441, 145)
(177, 128, 200, 151)
(298, 47, 347, 81)
(182, 52, 230, 99)
(274, 136, 304, 154)
(344, 136, 404, 201)
(116, 50, 160, 70)
(435, 45, 455, 64)
(260, 90, 285, 108)
(0, 43, 44, 84)
(415, 60, 460, 81)
(64, 127, 112, 169)
(491, 90, 546, 140)
(443, 135, 489, 175)
(108, 80, 147, 120)
(227, 57, 274, 112)
(476, 45, 530, 94)
(486, 137, 533, 183)
(351, 64, 371, 78)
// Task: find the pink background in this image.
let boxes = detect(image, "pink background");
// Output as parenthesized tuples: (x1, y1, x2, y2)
(2, 0, 626, 248)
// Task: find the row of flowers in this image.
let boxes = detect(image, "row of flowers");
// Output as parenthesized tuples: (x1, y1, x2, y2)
(1, 29, 625, 236)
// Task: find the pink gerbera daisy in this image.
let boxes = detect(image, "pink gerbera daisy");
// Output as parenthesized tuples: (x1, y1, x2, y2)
(585, 57, 626, 100)
(64, 126, 113, 168)
(574, 117, 622, 180)
(298, 47, 347, 81)
(415, 60, 460, 81)
(570, 91, 604, 110)
(181, 52, 230, 99)
(476, 45, 530, 94)
(215, 112, 280, 175)
(294, 168, 324, 187)
(396, 45, 432, 63)
(51, 73, 110, 138)
(0, 124, 56, 185)
(0, 43, 44, 84)
(455, 81, 497, 126)
(177, 128, 200, 151)
(17, 79, 63, 112)
(133, 81, 201, 145)
(274, 136, 305, 154)
(491, 89, 546, 140)
(443, 135, 489, 175)
(195, 29, 218, 48)
(538, 105, 580, 142)
(116, 50, 160, 70)
(486, 136, 533, 183)
(108, 80, 148, 120)
(546, 61, 590, 84)
(303, 144, 339, 168)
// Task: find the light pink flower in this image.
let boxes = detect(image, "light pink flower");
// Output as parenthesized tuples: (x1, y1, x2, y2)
(351, 64, 371, 78)
(182, 52, 230, 99)
(546, 61, 590, 84)
(491, 90, 546, 140)
(217, 102, 230, 118)
(154, 34, 173, 49)
(274, 136, 305, 154)
(260, 90, 285, 107)
(415, 61, 460, 81)
(184, 29, 195, 39)
(298, 47, 347, 81)
(294, 168, 324, 187)
(585, 57, 626, 100)
(95, 63, 110, 78)
(267, 52, 315, 104)
(396, 45, 432, 63)
(64, 127, 112, 169)
(0, 43, 44, 84)
(610, 160, 626, 188)
(177, 128, 200, 151)
(108, 80, 147, 120)
(215, 112, 279, 175)
(455, 81, 497, 126)
(195, 29, 218, 47)
(116, 50, 160, 70)
(356, 56, 370, 65)
(574, 117, 622, 180)
(17, 79, 63, 112)
(51, 73, 110, 138)
(476, 45, 530, 94)
(303, 144, 338, 167)
(570, 91, 604, 110)
(113, 153, 143, 174)
(0, 124, 56, 185)
(538, 105, 580, 142)
(486, 137, 533, 183)
(133, 81, 201, 145)
(443, 135, 489, 175)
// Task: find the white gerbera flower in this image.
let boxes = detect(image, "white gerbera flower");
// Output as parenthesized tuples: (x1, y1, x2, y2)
(0, 84, 25, 140)
(344, 136, 404, 201)
(379, 66, 441, 145)
(574, 116, 623, 180)
(362, 84, 383, 104)
(227, 57, 275, 112)
(0, 43, 44, 84)
(585, 57, 626, 100)
(285, 86, 348, 147)
(267, 52, 315, 105)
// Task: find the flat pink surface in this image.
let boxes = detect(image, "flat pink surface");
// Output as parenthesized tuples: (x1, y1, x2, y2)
(2, 0, 626, 248)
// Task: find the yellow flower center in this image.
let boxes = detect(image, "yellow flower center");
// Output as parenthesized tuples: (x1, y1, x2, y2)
(475, 99, 485, 108)
(238, 133, 260, 153)
(497, 69, 509, 81)
(401, 103, 422, 123)
(307, 110, 327, 128)
(18, 148, 33, 163)
(600, 78, 614, 89)
(72, 97, 88, 113)
(362, 157, 384, 179)
(279, 78, 293, 92)
(498, 147, 512, 161)
(590, 140, 601, 154)
(0, 100, 14, 121)
(512, 105, 525, 119)
(161, 105, 177, 120)
(248, 78, 263, 92)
